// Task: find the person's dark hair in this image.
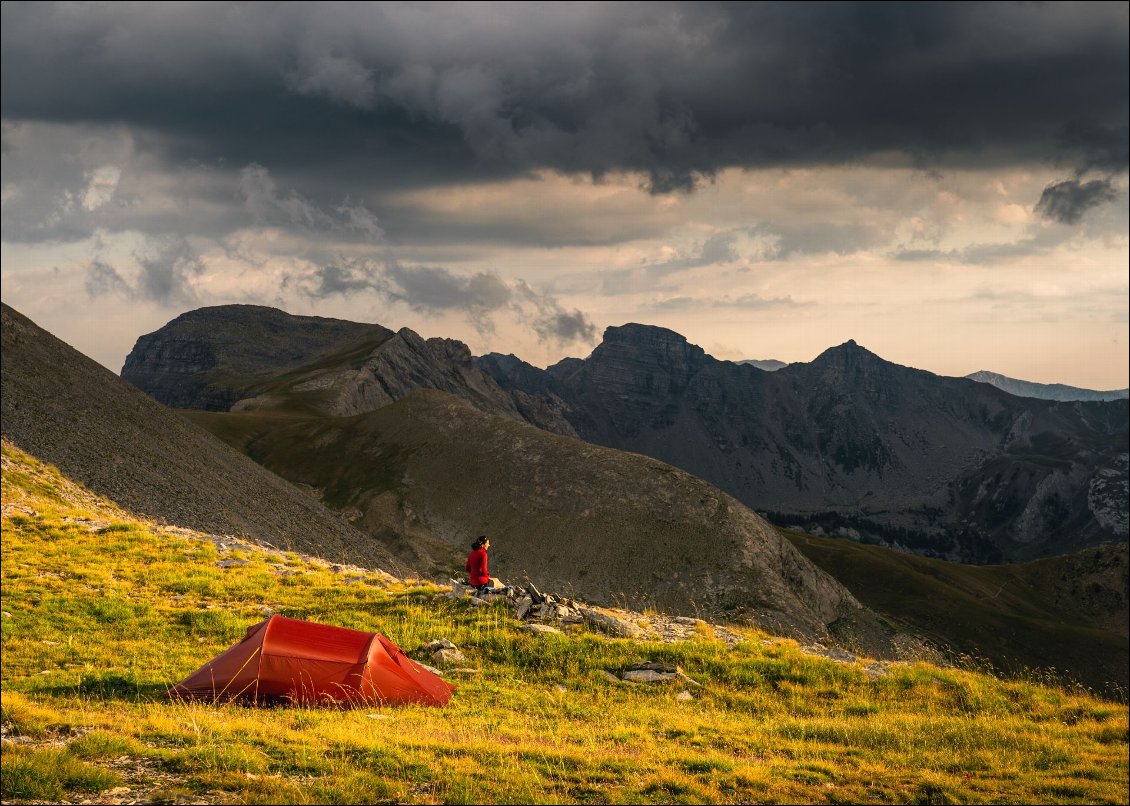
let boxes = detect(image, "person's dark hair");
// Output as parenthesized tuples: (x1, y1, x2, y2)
(472, 535, 488, 550)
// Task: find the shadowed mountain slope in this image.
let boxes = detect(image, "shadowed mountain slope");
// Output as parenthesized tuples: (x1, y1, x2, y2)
(783, 529, 1128, 695)
(482, 326, 1129, 563)
(187, 390, 869, 643)
(0, 303, 403, 573)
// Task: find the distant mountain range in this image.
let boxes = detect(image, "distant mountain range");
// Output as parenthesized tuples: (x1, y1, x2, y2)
(965, 370, 1129, 402)
(121, 306, 1129, 565)
(736, 358, 789, 371)
(480, 325, 1128, 563)
(5, 301, 1126, 692)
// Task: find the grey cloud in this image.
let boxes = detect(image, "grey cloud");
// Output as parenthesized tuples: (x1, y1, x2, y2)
(84, 258, 131, 298)
(1034, 178, 1118, 225)
(532, 307, 597, 345)
(239, 163, 385, 240)
(135, 237, 204, 305)
(892, 237, 1050, 265)
(384, 262, 512, 314)
(306, 261, 384, 297)
(599, 231, 744, 295)
(84, 236, 203, 305)
(301, 258, 595, 345)
(891, 248, 955, 262)
(648, 294, 804, 311)
(730, 293, 805, 310)
(3, 2, 1125, 198)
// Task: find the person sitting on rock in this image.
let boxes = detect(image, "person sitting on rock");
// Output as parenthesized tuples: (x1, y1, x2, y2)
(466, 535, 492, 592)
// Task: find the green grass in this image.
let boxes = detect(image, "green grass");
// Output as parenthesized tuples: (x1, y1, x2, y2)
(2, 439, 1128, 804)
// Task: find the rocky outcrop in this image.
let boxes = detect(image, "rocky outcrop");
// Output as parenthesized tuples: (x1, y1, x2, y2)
(480, 326, 1129, 563)
(122, 305, 391, 410)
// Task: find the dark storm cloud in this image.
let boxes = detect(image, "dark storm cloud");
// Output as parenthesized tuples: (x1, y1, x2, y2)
(1034, 178, 1119, 225)
(1054, 121, 1130, 177)
(302, 258, 596, 345)
(3, 1, 1126, 200)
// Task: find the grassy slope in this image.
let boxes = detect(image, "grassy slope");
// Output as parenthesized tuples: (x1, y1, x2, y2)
(2, 441, 1128, 805)
(783, 529, 1129, 696)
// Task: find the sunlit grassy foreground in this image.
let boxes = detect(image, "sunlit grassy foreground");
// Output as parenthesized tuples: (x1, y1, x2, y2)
(2, 441, 1127, 805)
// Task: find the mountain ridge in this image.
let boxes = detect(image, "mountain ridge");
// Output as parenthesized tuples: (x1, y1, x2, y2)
(965, 369, 1129, 402)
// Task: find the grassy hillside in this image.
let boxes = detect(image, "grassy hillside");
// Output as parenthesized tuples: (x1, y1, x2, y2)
(185, 390, 864, 643)
(783, 529, 1129, 697)
(2, 441, 1128, 804)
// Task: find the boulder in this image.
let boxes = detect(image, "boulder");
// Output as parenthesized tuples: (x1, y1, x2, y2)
(579, 607, 643, 638)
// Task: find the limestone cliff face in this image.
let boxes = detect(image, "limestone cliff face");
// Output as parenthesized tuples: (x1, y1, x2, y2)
(122, 305, 390, 410)
(480, 325, 1129, 563)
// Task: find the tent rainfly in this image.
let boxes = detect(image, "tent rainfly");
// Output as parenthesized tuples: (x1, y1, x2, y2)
(166, 614, 455, 706)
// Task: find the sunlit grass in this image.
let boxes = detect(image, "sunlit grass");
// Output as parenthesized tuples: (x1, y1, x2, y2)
(2, 439, 1128, 804)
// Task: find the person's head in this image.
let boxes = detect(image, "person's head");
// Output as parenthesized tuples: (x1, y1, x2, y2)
(472, 535, 489, 550)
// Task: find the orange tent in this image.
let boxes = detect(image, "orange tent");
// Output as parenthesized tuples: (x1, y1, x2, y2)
(167, 614, 455, 706)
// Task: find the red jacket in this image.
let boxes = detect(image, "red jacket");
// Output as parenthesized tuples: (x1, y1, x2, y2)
(465, 548, 489, 586)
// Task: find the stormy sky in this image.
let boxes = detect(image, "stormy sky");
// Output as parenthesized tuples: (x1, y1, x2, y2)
(2, 1, 1127, 388)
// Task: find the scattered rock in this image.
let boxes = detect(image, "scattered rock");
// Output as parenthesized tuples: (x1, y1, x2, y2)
(674, 616, 699, 626)
(600, 671, 624, 684)
(801, 644, 857, 664)
(676, 690, 694, 701)
(515, 595, 533, 619)
(421, 639, 457, 652)
(623, 669, 678, 683)
(1, 611, 11, 618)
(418, 663, 444, 676)
(216, 558, 250, 569)
(432, 647, 466, 666)
(627, 661, 678, 674)
(579, 607, 644, 638)
(863, 661, 894, 680)
(519, 624, 564, 635)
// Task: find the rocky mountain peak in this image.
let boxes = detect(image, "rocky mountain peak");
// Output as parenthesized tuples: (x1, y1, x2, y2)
(585, 323, 709, 392)
(122, 305, 390, 410)
(804, 340, 902, 384)
(599, 323, 705, 361)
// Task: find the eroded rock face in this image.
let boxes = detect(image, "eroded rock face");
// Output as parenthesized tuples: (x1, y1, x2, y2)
(122, 305, 390, 410)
